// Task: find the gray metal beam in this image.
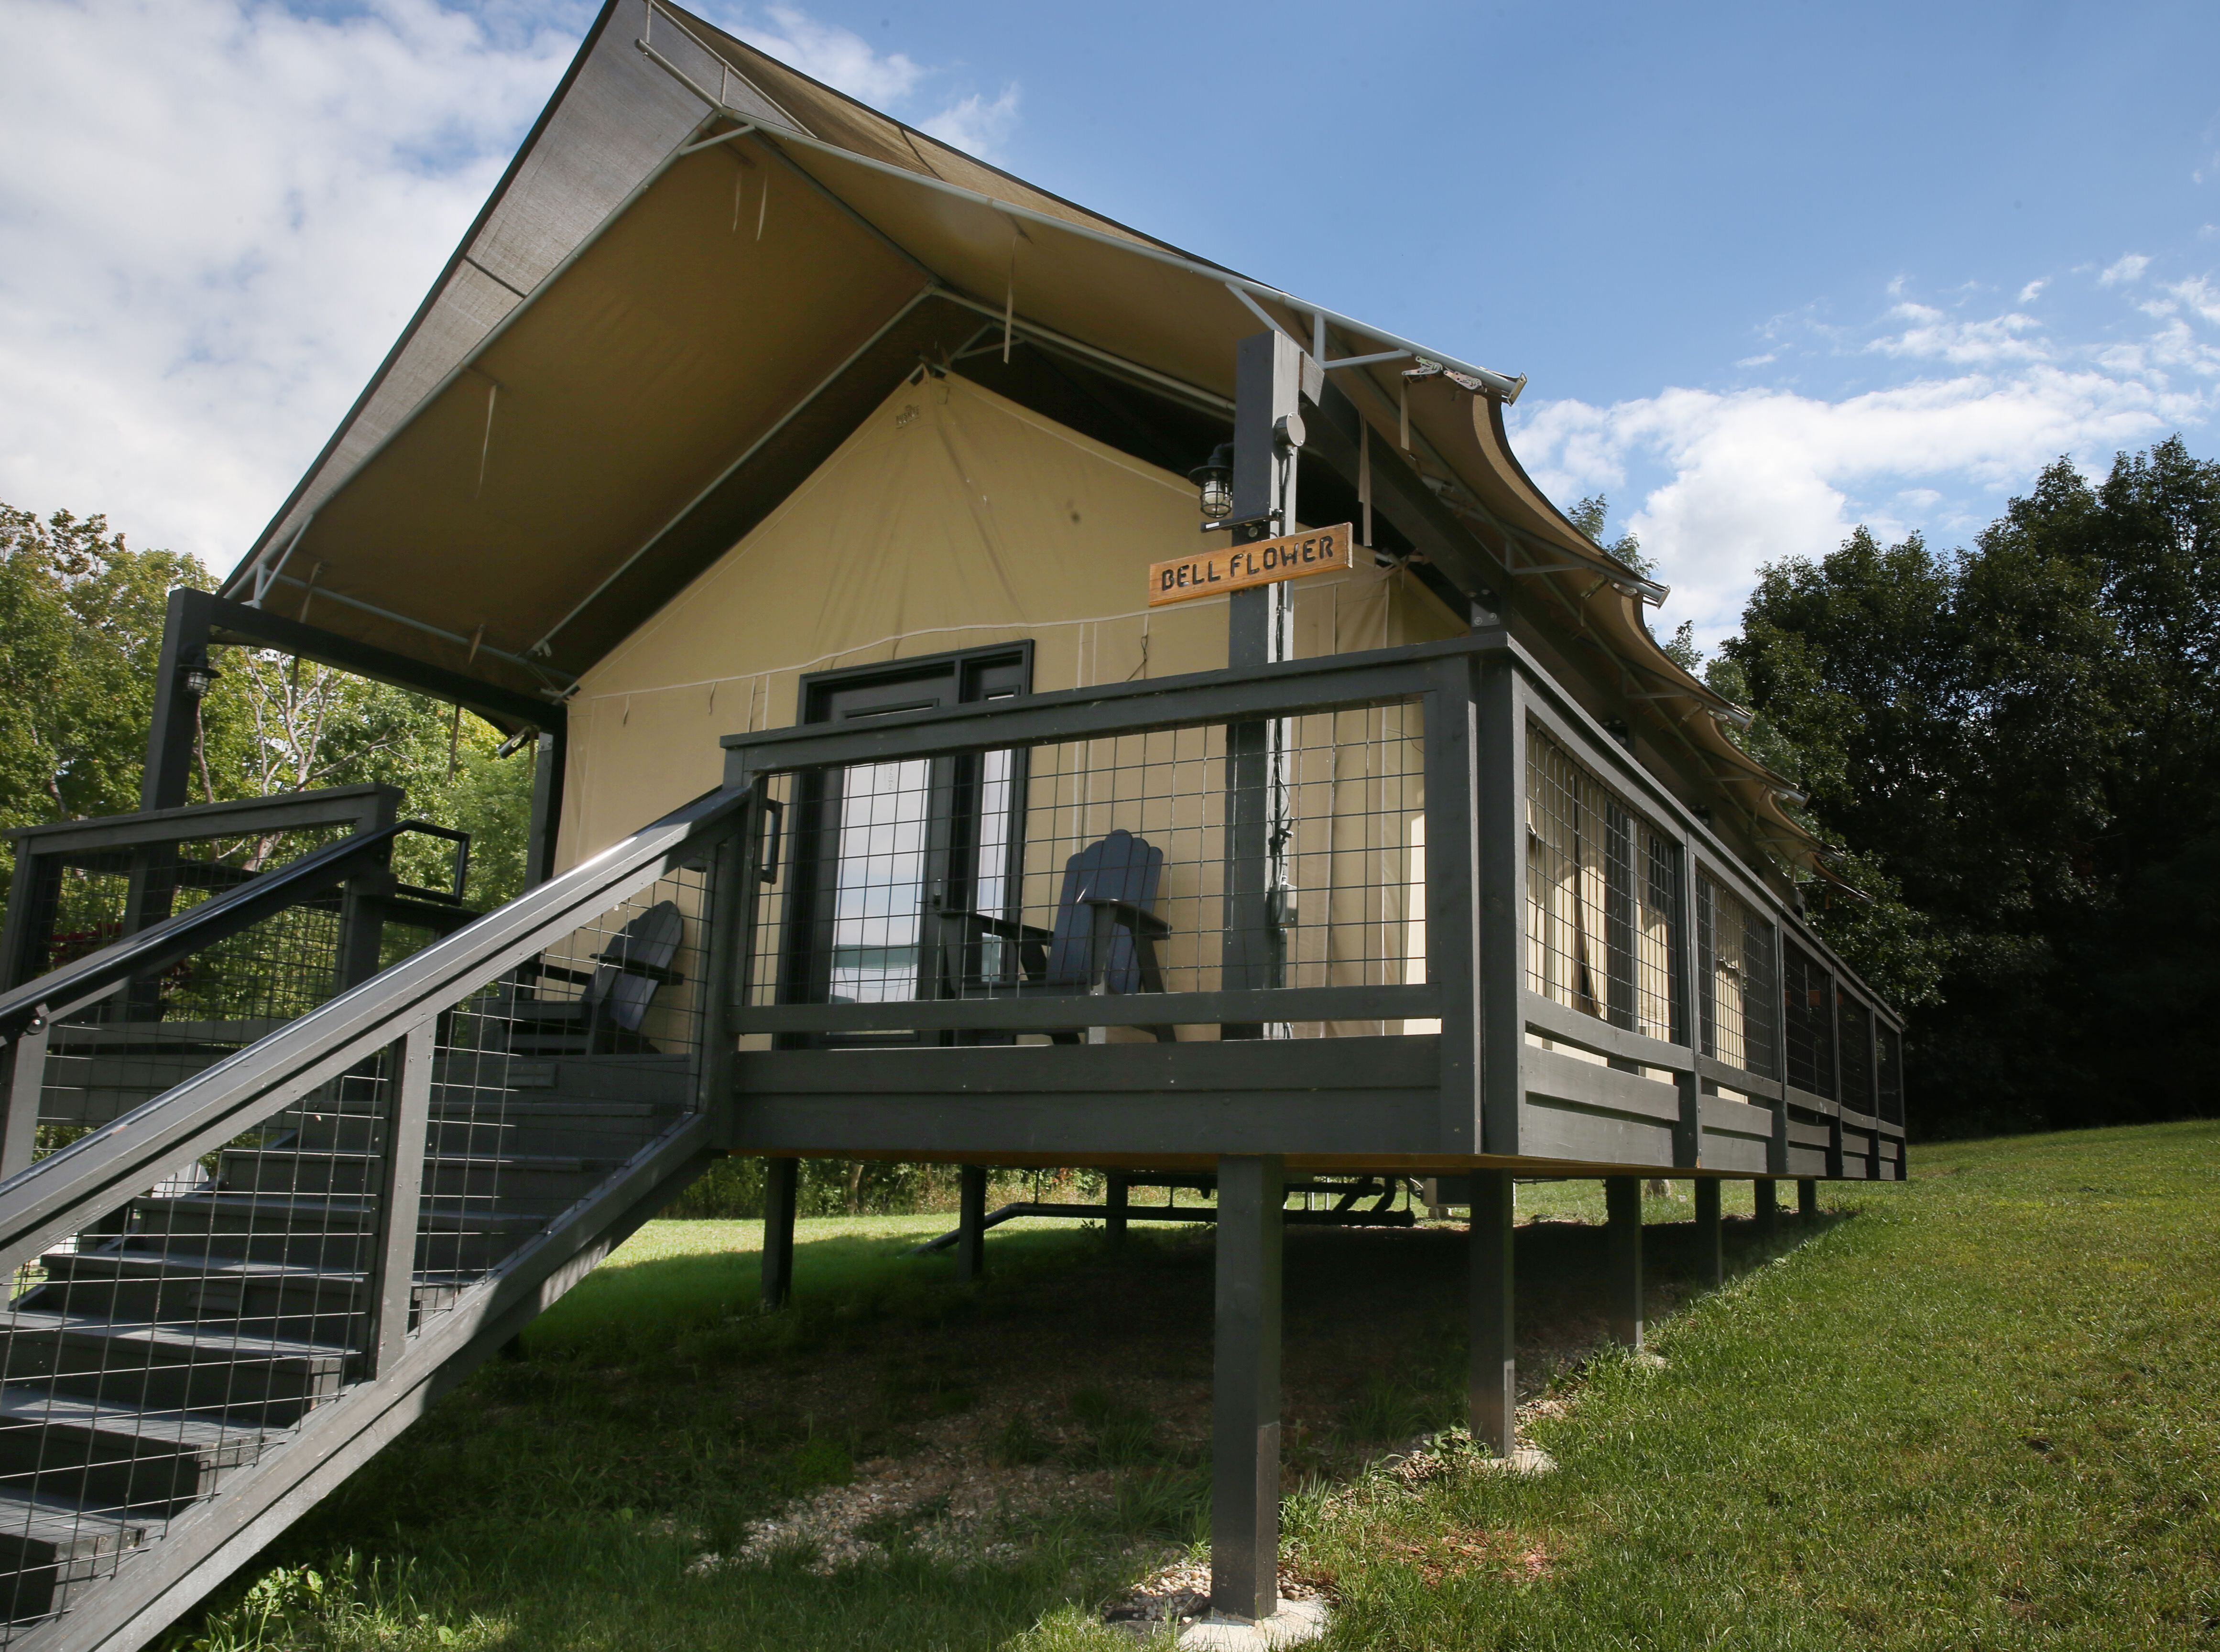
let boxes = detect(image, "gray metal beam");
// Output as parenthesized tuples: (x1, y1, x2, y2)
(1605, 1177, 1643, 1348)
(761, 1156, 797, 1309)
(1694, 1177, 1723, 1291)
(1210, 1153, 1284, 1624)
(957, 1165, 988, 1282)
(1469, 1168, 1515, 1456)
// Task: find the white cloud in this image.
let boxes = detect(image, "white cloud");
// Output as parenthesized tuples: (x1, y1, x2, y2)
(1515, 364, 2206, 647)
(2100, 252, 2152, 285)
(922, 84, 1021, 160)
(0, 1, 1023, 573)
(2017, 278, 2047, 304)
(1867, 303, 2046, 365)
(0, 0, 574, 568)
(710, 3, 1021, 159)
(720, 3, 924, 107)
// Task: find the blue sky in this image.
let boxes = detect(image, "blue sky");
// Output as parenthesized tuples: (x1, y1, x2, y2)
(2, 0, 2216, 646)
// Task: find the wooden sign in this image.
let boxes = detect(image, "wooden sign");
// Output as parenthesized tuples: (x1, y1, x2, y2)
(1147, 523, 1353, 608)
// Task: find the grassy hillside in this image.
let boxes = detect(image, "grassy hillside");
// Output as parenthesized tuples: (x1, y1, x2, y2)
(168, 1122, 2220, 1651)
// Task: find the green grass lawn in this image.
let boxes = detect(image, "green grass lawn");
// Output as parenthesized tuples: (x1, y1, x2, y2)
(167, 1122, 2220, 1651)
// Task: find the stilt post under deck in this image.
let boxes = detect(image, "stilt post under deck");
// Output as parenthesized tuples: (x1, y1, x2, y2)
(761, 1157, 797, 1310)
(1687, 1172, 1722, 1288)
(1605, 1177, 1643, 1349)
(1211, 1153, 1285, 1624)
(1753, 1176, 1778, 1236)
(957, 1165, 988, 1282)
(1105, 1172, 1130, 1246)
(1694, 1178, 1723, 1290)
(1798, 1177, 1819, 1219)
(1469, 1169, 1516, 1456)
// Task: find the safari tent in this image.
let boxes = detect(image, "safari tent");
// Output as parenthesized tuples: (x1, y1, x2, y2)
(0, 3, 1902, 1643)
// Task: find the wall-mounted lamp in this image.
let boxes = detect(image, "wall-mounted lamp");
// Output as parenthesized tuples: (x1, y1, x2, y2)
(1188, 443, 1234, 522)
(179, 660, 220, 700)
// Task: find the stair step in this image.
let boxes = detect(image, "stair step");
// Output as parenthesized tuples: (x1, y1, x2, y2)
(24, 1248, 461, 1342)
(0, 1489, 148, 1623)
(216, 1149, 619, 1201)
(0, 1386, 260, 1518)
(0, 1313, 348, 1425)
(125, 1194, 545, 1270)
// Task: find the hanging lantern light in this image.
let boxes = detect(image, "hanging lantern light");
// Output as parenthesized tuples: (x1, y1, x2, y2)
(179, 659, 220, 700)
(1188, 443, 1234, 522)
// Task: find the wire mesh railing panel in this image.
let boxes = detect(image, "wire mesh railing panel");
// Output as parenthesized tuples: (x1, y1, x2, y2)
(406, 859, 713, 1317)
(21, 831, 476, 1170)
(1696, 871, 1778, 1080)
(1838, 991, 1875, 1115)
(33, 899, 349, 1165)
(744, 703, 1428, 1037)
(1781, 939, 1835, 1100)
(1524, 724, 1679, 1043)
(0, 1049, 393, 1635)
(1876, 1022, 1904, 1125)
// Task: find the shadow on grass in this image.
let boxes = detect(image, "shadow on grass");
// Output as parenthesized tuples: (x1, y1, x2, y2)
(169, 1206, 1849, 1652)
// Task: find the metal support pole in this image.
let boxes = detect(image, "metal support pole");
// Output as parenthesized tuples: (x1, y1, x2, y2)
(527, 730, 567, 889)
(1105, 1171, 1130, 1246)
(1798, 1177, 1819, 1219)
(1220, 331, 1304, 1040)
(142, 588, 215, 815)
(1605, 1177, 1643, 1349)
(1210, 1153, 1284, 1624)
(1468, 1168, 1515, 1456)
(1753, 1177, 1778, 1237)
(1694, 1178, 1723, 1290)
(761, 1157, 797, 1309)
(958, 1164, 988, 1282)
(0, 1016, 52, 1181)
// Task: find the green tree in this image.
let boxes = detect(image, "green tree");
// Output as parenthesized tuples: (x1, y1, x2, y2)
(0, 506, 209, 897)
(1717, 440, 2220, 1136)
(0, 500, 536, 913)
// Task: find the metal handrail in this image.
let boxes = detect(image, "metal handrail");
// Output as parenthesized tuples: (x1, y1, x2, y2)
(0, 819, 460, 1043)
(0, 783, 751, 1282)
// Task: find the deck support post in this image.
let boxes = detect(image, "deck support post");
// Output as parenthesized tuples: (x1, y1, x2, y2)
(761, 1157, 797, 1309)
(1798, 1177, 1818, 1219)
(1105, 1171, 1130, 1246)
(957, 1164, 988, 1282)
(1210, 1153, 1284, 1624)
(1469, 1168, 1516, 1456)
(1753, 1176, 1778, 1237)
(1694, 1178, 1723, 1290)
(1605, 1177, 1643, 1349)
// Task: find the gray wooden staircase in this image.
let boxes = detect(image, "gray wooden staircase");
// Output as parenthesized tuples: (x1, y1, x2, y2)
(0, 785, 753, 1648)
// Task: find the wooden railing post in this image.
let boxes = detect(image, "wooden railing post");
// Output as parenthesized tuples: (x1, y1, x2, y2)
(1473, 649, 1526, 1156)
(368, 1025, 435, 1376)
(695, 807, 751, 1137)
(1426, 656, 1482, 1155)
(1669, 833, 1702, 1169)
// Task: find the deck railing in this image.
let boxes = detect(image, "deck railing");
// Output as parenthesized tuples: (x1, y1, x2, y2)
(719, 632, 1907, 1174)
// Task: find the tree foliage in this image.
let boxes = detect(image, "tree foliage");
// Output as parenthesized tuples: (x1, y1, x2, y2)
(1716, 438, 2220, 1137)
(0, 502, 534, 911)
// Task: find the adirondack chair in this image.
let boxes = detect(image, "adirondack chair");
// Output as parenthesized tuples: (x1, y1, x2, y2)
(504, 898, 687, 1054)
(931, 828, 1174, 1042)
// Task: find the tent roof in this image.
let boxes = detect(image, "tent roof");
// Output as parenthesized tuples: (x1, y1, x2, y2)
(217, 0, 1824, 868)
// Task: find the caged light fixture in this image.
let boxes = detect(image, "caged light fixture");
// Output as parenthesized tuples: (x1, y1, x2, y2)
(1187, 442, 1234, 523)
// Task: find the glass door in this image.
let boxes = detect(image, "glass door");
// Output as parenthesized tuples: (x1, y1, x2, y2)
(776, 644, 1030, 1044)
